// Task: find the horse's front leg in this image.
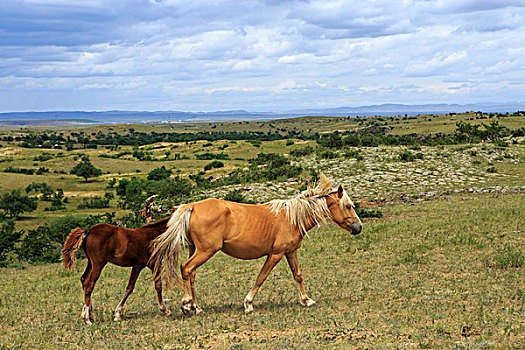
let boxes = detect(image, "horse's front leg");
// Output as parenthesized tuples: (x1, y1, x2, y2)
(244, 253, 284, 313)
(114, 266, 143, 321)
(285, 251, 315, 307)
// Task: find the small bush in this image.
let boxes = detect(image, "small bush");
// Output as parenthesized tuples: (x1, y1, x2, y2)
(486, 166, 497, 173)
(223, 190, 256, 204)
(196, 152, 230, 160)
(3, 166, 35, 175)
(354, 203, 383, 218)
(290, 146, 315, 157)
(0, 221, 22, 266)
(317, 150, 338, 159)
(204, 160, 224, 171)
(398, 149, 424, 162)
(78, 196, 110, 209)
(33, 153, 53, 162)
(344, 149, 364, 161)
(147, 166, 172, 181)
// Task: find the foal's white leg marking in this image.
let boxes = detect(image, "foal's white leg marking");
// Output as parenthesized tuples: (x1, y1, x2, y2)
(114, 304, 123, 322)
(81, 304, 92, 325)
(243, 289, 257, 313)
(299, 297, 316, 307)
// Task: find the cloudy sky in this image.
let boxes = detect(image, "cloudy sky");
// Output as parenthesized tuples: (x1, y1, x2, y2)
(1, 0, 524, 112)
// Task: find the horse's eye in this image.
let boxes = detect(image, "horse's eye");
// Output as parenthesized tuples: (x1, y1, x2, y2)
(346, 205, 352, 209)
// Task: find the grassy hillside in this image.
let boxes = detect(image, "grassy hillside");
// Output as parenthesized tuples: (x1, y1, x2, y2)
(0, 113, 524, 348)
(0, 193, 523, 349)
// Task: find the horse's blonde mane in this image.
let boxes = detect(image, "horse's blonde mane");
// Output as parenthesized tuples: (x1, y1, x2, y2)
(268, 173, 333, 235)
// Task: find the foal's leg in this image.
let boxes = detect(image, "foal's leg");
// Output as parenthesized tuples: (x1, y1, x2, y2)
(244, 253, 284, 313)
(153, 271, 171, 316)
(80, 259, 92, 289)
(180, 249, 216, 315)
(114, 266, 143, 321)
(82, 262, 106, 325)
(285, 251, 315, 307)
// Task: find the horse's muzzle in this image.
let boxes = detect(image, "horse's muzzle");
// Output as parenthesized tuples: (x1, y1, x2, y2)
(350, 222, 362, 235)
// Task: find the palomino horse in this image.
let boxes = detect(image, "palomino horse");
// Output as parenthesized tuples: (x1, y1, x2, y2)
(150, 174, 362, 314)
(61, 217, 172, 324)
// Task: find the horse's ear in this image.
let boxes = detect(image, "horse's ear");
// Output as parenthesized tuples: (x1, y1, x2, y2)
(337, 184, 344, 198)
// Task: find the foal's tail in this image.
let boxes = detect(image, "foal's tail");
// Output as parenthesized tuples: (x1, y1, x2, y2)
(61, 228, 87, 271)
(149, 205, 193, 289)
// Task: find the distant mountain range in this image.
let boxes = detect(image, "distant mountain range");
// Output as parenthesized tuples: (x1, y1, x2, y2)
(0, 103, 523, 125)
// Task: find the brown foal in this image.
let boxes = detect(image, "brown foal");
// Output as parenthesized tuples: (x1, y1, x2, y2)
(61, 217, 172, 324)
(151, 174, 362, 314)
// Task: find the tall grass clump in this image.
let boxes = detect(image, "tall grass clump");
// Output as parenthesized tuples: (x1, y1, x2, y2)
(486, 244, 525, 268)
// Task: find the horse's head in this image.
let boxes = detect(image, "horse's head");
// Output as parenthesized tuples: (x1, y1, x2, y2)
(326, 185, 362, 235)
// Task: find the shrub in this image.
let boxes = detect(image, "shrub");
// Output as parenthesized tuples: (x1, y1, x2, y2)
(3, 166, 35, 175)
(204, 160, 224, 171)
(33, 153, 53, 162)
(195, 152, 230, 160)
(290, 146, 315, 157)
(486, 166, 497, 173)
(78, 196, 110, 209)
(344, 149, 364, 160)
(147, 166, 172, 181)
(0, 221, 22, 266)
(223, 190, 256, 204)
(354, 202, 383, 218)
(317, 150, 338, 159)
(35, 167, 49, 175)
(0, 190, 38, 218)
(398, 149, 424, 162)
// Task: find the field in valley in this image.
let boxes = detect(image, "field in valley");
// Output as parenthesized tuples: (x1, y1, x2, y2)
(0, 112, 523, 349)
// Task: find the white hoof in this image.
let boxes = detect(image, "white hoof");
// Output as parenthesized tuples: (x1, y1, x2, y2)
(244, 302, 253, 314)
(160, 308, 172, 317)
(300, 298, 316, 307)
(114, 313, 121, 322)
(195, 306, 204, 315)
(181, 304, 192, 315)
(81, 305, 93, 325)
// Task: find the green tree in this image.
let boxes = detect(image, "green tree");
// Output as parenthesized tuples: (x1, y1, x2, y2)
(70, 160, 102, 182)
(0, 190, 38, 218)
(147, 166, 172, 181)
(0, 221, 22, 266)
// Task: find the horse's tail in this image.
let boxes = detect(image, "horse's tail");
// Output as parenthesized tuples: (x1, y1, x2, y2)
(61, 227, 87, 271)
(149, 205, 193, 289)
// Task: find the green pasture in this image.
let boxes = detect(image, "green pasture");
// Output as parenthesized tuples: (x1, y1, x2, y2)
(0, 193, 523, 349)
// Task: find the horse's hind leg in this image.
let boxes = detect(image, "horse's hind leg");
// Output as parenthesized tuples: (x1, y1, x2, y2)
(82, 262, 106, 325)
(80, 259, 92, 289)
(153, 272, 171, 316)
(114, 266, 143, 321)
(244, 253, 284, 313)
(285, 251, 315, 307)
(186, 245, 203, 314)
(180, 248, 216, 315)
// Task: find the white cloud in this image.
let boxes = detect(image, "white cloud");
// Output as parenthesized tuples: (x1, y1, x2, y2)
(0, 0, 524, 111)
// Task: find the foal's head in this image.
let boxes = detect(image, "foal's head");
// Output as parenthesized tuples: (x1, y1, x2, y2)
(326, 185, 362, 235)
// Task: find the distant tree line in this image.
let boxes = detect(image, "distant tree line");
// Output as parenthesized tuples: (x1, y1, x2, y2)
(6, 130, 313, 149)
